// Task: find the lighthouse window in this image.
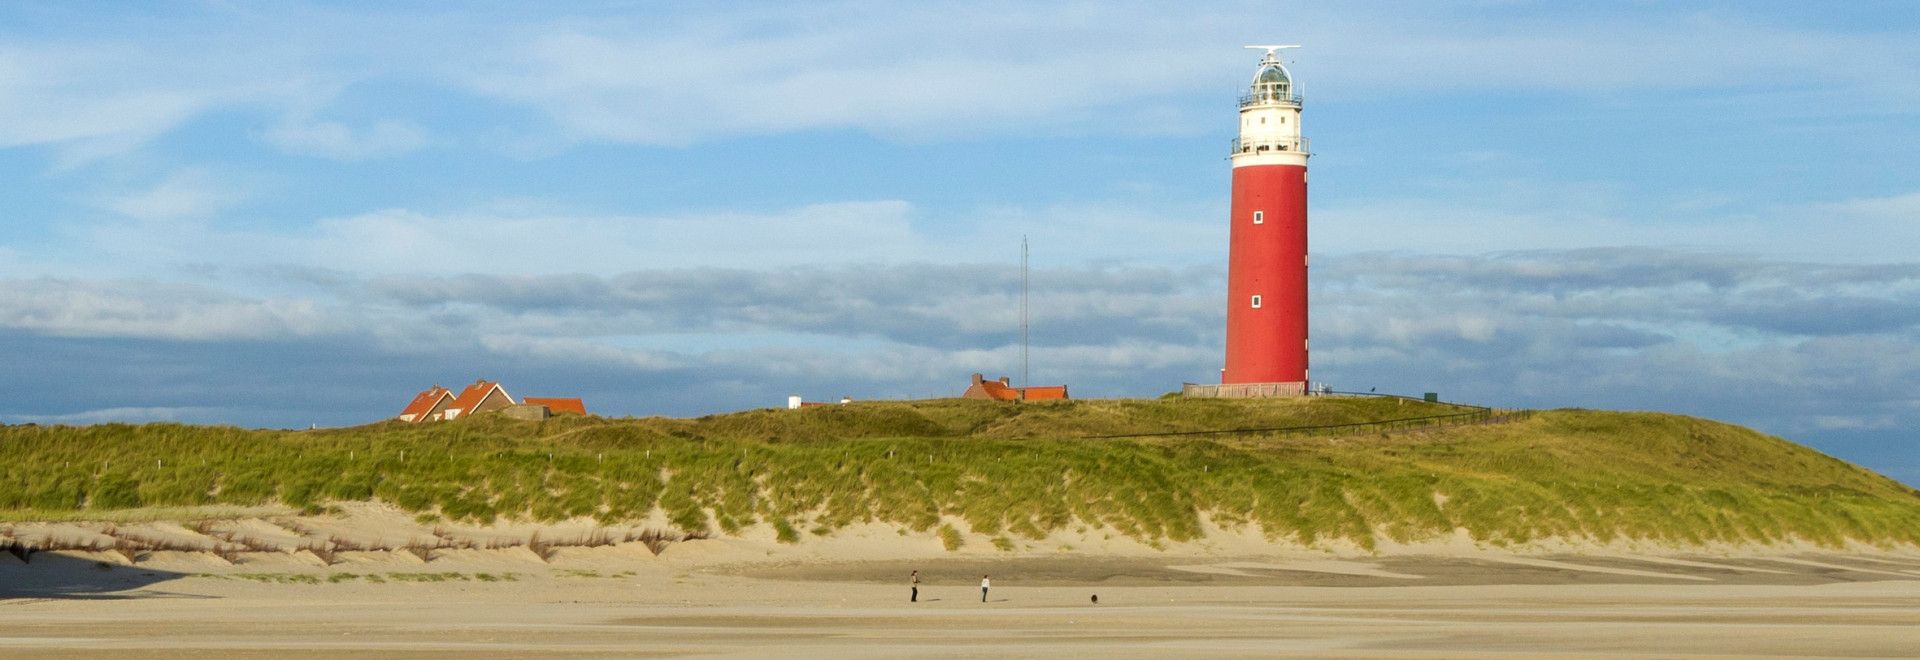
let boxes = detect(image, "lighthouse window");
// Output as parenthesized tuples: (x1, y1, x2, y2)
(1250, 295, 1263, 309)
(1260, 117, 1266, 125)
(1253, 211, 1264, 224)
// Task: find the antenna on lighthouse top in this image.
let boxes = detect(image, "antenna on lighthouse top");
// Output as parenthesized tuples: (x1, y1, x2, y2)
(1246, 44, 1301, 59)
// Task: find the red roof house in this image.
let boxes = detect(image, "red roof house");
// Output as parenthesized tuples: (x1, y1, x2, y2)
(1018, 384, 1069, 401)
(962, 373, 1069, 402)
(522, 397, 587, 416)
(397, 385, 455, 423)
(444, 379, 515, 420)
(395, 380, 594, 423)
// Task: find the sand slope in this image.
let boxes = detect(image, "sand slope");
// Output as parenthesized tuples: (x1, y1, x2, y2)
(5, 504, 1920, 657)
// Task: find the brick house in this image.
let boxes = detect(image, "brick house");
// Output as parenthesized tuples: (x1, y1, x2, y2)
(962, 373, 1069, 402)
(397, 380, 590, 423)
(397, 385, 455, 422)
(522, 397, 587, 416)
(444, 379, 514, 420)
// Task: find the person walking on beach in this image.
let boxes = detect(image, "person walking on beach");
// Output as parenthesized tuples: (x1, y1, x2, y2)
(980, 574, 990, 602)
(910, 570, 920, 603)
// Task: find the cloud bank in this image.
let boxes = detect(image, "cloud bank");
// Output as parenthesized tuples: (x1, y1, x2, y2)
(4, 247, 1915, 482)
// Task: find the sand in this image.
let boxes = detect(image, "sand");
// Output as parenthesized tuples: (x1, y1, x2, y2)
(5, 507, 1920, 657)
(3, 552, 1919, 657)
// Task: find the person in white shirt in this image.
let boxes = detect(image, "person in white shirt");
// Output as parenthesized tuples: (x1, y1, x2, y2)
(980, 574, 990, 602)
(910, 570, 920, 603)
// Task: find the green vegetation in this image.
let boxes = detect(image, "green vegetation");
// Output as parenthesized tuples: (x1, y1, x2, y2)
(938, 524, 965, 551)
(0, 504, 284, 523)
(231, 573, 322, 584)
(4, 397, 1919, 549)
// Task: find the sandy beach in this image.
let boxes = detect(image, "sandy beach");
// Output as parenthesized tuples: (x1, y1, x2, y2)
(6, 540, 1919, 658)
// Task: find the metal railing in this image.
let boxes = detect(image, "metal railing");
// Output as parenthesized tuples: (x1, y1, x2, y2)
(1229, 136, 1311, 155)
(1239, 91, 1303, 107)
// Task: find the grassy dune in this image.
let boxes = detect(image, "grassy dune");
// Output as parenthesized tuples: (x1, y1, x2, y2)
(4, 397, 1918, 549)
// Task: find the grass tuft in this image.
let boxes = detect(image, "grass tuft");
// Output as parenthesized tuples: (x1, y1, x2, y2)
(938, 524, 964, 552)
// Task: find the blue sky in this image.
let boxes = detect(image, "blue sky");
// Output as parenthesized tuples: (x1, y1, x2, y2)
(3, 2, 1918, 484)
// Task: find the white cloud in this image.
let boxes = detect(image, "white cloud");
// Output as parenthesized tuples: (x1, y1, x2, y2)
(262, 119, 427, 160)
(1301, 10, 1920, 109)
(101, 170, 247, 222)
(447, 5, 1920, 145)
(1811, 415, 1897, 431)
(0, 12, 409, 163)
(465, 18, 1224, 145)
(476, 335, 684, 371)
(291, 200, 925, 274)
(0, 278, 340, 341)
(1316, 188, 1920, 263)
(2, 4, 1914, 164)
(1811, 191, 1920, 225)
(0, 43, 215, 149)
(76, 198, 1149, 277)
(7, 406, 223, 425)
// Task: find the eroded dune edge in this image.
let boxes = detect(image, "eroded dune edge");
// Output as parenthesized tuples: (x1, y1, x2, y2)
(6, 501, 1919, 586)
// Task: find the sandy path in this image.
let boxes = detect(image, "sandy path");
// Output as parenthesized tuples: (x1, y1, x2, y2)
(4, 554, 1918, 658)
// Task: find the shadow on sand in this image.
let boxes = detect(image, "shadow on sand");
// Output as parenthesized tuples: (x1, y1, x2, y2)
(0, 551, 205, 601)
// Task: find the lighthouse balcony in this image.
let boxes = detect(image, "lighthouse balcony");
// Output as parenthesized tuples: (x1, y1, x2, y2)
(1239, 91, 1302, 108)
(1230, 136, 1311, 156)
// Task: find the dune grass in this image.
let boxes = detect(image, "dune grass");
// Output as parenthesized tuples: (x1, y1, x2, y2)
(3, 397, 1918, 549)
(219, 571, 517, 584)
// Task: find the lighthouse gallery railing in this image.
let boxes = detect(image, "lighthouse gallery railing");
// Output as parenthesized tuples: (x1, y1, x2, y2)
(1239, 91, 1303, 107)
(1229, 136, 1311, 155)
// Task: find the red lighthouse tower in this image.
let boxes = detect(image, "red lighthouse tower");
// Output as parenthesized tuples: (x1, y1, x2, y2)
(1222, 45, 1309, 388)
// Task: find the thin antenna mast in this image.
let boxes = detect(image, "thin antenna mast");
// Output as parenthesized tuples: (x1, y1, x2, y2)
(1020, 235, 1030, 388)
(1245, 44, 1301, 57)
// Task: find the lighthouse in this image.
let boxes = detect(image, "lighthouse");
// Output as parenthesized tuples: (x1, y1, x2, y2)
(1222, 45, 1309, 390)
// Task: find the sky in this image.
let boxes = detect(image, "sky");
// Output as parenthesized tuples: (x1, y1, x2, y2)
(2, 1, 1918, 484)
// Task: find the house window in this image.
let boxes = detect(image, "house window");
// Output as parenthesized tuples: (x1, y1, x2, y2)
(1253, 211, 1264, 224)
(1250, 295, 1262, 309)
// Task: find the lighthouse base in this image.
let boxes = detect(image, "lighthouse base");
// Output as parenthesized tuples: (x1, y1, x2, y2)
(1181, 381, 1309, 398)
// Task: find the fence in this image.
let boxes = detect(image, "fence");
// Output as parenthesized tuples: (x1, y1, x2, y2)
(1181, 381, 1307, 398)
(1078, 391, 1531, 442)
